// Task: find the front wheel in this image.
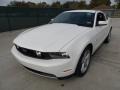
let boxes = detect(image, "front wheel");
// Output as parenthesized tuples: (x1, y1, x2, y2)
(75, 47, 91, 77)
(104, 28, 112, 43)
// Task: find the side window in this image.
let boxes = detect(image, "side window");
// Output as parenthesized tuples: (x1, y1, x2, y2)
(96, 13, 106, 26)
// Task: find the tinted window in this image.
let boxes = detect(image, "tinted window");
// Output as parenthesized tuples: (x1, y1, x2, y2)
(50, 12, 95, 27)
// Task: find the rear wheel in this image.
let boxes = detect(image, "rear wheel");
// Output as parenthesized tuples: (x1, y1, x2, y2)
(75, 47, 91, 77)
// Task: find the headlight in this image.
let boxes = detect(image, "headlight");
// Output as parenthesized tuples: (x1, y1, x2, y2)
(48, 52, 70, 59)
(36, 51, 70, 59)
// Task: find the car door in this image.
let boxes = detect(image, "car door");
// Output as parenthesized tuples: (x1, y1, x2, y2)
(93, 12, 109, 50)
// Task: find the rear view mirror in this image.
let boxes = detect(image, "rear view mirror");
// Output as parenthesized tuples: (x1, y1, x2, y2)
(98, 21, 107, 26)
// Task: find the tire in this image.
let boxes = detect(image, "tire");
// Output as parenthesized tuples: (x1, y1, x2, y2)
(104, 28, 112, 43)
(75, 47, 91, 77)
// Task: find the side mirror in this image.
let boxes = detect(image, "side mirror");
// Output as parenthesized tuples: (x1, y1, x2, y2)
(98, 21, 107, 26)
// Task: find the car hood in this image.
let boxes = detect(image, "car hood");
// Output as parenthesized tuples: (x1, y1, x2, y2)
(14, 23, 90, 52)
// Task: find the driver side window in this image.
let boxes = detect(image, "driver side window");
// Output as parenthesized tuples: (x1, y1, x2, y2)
(96, 13, 106, 26)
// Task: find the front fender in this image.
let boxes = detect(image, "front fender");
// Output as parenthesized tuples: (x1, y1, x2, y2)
(61, 36, 92, 72)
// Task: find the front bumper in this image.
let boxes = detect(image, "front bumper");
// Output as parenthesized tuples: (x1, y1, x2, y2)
(11, 46, 74, 78)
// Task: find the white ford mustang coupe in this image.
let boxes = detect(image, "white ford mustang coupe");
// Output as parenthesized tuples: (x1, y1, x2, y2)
(11, 10, 112, 79)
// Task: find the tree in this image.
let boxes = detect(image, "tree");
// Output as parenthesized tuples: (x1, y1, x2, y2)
(89, 0, 111, 8)
(51, 1, 61, 8)
(62, 1, 73, 8)
(78, 1, 88, 9)
(69, 1, 80, 9)
(117, 3, 120, 8)
(115, 0, 120, 3)
(114, 0, 120, 9)
(7, 0, 88, 9)
(62, 1, 87, 9)
(7, 1, 49, 8)
(106, 0, 111, 6)
(8, 1, 29, 7)
(8, 1, 37, 8)
(26, 2, 36, 8)
(37, 2, 49, 8)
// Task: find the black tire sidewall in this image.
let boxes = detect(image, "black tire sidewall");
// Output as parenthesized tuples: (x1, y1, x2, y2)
(75, 47, 91, 77)
(105, 28, 112, 43)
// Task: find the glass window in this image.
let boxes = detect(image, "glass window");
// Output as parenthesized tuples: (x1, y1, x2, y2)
(50, 12, 95, 27)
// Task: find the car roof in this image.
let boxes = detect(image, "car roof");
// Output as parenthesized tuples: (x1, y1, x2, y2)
(66, 10, 101, 13)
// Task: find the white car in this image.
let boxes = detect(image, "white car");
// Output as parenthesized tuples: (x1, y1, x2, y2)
(11, 10, 112, 79)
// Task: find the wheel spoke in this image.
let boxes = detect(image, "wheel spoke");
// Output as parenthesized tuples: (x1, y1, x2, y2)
(81, 50, 90, 73)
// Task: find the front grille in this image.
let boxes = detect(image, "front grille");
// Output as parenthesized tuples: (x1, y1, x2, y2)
(15, 45, 51, 59)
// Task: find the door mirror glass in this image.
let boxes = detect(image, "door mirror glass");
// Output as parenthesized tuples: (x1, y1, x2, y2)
(98, 21, 107, 26)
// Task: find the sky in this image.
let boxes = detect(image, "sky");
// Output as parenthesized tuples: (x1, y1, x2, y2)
(0, 0, 115, 6)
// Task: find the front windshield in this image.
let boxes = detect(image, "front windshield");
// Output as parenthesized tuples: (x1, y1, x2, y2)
(50, 12, 95, 27)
